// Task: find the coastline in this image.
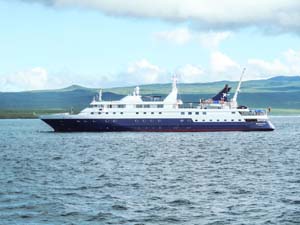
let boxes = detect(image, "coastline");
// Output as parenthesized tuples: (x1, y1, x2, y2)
(0, 108, 299, 119)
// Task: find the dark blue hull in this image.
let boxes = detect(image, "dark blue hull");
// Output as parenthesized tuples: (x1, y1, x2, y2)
(41, 118, 275, 132)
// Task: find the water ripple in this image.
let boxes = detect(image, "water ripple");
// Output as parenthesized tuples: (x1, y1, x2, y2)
(0, 117, 299, 224)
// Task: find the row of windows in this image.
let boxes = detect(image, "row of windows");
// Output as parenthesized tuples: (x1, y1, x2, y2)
(92, 111, 237, 116)
(91, 112, 165, 115)
(181, 111, 236, 115)
(92, 104, 164, 109)
(77, 119, 242, 123)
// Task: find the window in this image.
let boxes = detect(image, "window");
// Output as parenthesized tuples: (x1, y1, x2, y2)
(195, 112, 199, 115)
(195, 119, 198, 122)
(120, 112, 124, 114)
(136, 104, 143, 108)
(157, 104, 164, 108)
(224, 119, 227, 122)
(203, 112, 207, 115)
(159, 112, 162, 114)
(209, 119, 213, 122)
(202, 119, 205, 122)
(151, 112, 154, 114)
(118, 104, 126, 108)
(231, 119, 235, 122)
(91, 112, 94, 115)
(113, 112, 116, 114)
(144, 112, 147, 114)
(106, 112, 109, 114)
(144, 104, 150, 108)
(136, 112, 139, 114)
(238, 119, 242, 122)
(181, 112, 185, 115)
(217, 119, 220, 122)
(188, 112, 192, 115)
(98, 112, 101, 115)
(232, 112, 236, 114)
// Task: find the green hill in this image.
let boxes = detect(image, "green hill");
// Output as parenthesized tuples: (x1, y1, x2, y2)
(1, 76, 300, 118)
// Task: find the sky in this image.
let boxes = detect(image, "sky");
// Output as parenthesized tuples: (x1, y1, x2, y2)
(1, 0, 300, 91)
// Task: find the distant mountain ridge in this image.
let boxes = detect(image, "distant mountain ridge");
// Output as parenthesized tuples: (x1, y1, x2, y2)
(0, 76, 300, 114)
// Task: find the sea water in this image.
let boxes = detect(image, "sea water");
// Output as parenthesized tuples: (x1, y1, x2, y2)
(0, 117, 299, 225)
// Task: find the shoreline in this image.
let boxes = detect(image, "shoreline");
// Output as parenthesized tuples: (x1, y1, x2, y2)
(0, 109, 299, 119)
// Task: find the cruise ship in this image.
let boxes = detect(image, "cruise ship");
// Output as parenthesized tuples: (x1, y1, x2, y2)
(40, 74, 275, 132)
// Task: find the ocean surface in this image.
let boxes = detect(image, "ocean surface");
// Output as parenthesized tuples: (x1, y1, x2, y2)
(0, 117, 300, 225)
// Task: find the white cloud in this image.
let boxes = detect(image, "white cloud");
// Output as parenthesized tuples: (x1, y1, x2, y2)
(248, 59, 289, 77)
(247, 49, 300, 78)
(125, 59, 165, 85)
(154, 28, 192, 45)
(211, 51, 240, 73)
(154, 28, 232, 48)
(199, 31, 232, 49)
(2, 49, 300, 92)
(22, 0, 300, 34)
(0, 67, 49, 92)
(176, 64, 204, 83)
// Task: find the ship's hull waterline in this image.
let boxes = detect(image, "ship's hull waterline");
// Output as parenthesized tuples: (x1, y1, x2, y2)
(42, 118, 275, 132)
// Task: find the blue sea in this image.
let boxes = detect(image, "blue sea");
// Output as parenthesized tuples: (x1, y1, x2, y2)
(0, 117, 300, 225)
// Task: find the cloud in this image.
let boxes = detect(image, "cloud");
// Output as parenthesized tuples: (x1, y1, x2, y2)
(124, 59, 166, 85)
(0, 67, 49, 92)
(154, 28, 232, 49)
(247, 49, 300, 78)
(211, 51, 240, 73)
(154, 28, 192, 45)
(2, 49, 300, 92)
(176, 64, 204, 83)
(199, 31, 232, 49)
(17, 0, 300, 34)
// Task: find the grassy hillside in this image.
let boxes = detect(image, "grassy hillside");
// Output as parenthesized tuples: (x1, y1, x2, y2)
(0, 76, 300, 118)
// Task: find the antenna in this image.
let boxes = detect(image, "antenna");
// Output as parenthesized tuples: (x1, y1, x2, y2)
(172, 74, 178, 91)
(232, 68, 246, 103)
(98, 89, 102, 101)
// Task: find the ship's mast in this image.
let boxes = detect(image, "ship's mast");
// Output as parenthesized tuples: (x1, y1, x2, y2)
(232, 68, 246, 108)
(98, 89, 102, 101)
